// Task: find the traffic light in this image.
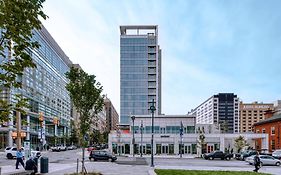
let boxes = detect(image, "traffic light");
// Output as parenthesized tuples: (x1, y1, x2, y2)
(39, 112, 44, 127)
(53, 117, 58, 125)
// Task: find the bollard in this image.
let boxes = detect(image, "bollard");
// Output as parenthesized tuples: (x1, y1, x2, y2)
(76, 158, 79, 174)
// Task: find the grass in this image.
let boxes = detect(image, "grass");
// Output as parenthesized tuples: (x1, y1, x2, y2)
(154, 169, 271, 175)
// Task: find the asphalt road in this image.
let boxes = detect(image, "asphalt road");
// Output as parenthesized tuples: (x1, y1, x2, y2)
(1, 151, 280, 175)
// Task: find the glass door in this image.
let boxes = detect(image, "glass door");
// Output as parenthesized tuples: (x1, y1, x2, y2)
(161, 144, 168, 154)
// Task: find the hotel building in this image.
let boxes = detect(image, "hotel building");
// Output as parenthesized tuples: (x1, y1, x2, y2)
(120, 25, 161, 124)
(191, 93, 240, 133)
(240, 102, 274, 133)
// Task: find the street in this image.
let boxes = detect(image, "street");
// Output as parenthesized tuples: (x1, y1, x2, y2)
(0, 150, 281, 175)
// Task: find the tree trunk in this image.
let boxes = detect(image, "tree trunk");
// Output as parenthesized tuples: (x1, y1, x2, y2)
(16, 111, 21, 150)
(81, 145, 85, 174)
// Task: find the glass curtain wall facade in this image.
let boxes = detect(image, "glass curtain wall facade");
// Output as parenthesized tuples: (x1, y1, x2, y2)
(0, 25, 72, 148)
(120, 25, 161, 124)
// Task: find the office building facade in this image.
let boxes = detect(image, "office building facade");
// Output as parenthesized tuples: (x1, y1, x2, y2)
(108, 114, 268, 155)
(192, 93, 240, 133)
(104, 97, 119, 132)
(120, 25, 161, 124)
(0, 26, 72, 149)
(240, 102, 274, 133)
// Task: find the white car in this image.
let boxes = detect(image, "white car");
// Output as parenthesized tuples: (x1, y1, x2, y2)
(5, 147, 41, 159)
(51, 145, 67, 152)
(272, 150, 281, 159)
(246, 155, 281, 166)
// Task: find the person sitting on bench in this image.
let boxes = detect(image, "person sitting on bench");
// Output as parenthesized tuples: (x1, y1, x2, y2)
(25, 157, 38, 175)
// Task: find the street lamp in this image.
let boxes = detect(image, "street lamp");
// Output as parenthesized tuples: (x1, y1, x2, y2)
(149, 99, 156, 167)
(131, 115, 136, 157)
(140, 120, 144, 157)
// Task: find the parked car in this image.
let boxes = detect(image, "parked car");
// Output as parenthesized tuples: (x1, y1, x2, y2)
(50, 145, 67, 152)
(89, 150, 117, 162)
(272, 150, 281, 160)
(246, 155, 281, 166)
(5, 147, 41, 159)
(237, 150, 257, 160)
(203, 150, 233, 160)
(67, 145, 77, 150)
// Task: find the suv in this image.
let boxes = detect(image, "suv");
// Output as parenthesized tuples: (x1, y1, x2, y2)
(240, 150, 257, 160)
(272, 150, 281, 160)
(5, 147, 41, 159)
(89, 150, 117, 162)
(203, 150, 233, 160)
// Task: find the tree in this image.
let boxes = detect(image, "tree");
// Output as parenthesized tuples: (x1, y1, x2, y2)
(69, 120, 79, 145)
(0, 0, 47, 119)
(197, 127, 206, 157)
(234, 135, 249, 153)
(66, 67, 104, 174)
(0, 0, 47, 149)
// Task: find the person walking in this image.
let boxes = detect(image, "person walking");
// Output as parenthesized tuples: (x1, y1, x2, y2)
(16, 148, 25, 169)
(253, 152, 261, 172)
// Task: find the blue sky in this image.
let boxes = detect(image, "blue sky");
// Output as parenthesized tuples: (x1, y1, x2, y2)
(42, 0, 281, 115)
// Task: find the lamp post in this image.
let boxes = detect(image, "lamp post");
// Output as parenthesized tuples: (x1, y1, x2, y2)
(180, 121, 183, 158)
(131, 115, 135, 157)
(140, 120, 144, 157)
(149, 99, 156, 167)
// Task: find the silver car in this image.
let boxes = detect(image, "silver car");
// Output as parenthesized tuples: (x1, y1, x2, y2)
(246, 155, 281, 166)
(272, 150, 281, 159)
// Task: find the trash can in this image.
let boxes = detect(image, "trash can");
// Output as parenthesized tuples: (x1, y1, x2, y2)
(40, 157, 49, 173)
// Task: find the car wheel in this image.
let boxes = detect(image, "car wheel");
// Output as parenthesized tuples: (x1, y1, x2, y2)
(210, 157, 214, 160)
(7, 153, 13, 159)
(89, 157, 92, 161)
(94, 158, 97, 161)
(276, 162, 280, 166)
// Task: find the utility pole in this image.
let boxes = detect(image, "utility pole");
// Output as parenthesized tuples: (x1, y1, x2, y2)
(131, 115, 135, 157)
(149, 99, 156, 167)
(180, 121, 183, 158)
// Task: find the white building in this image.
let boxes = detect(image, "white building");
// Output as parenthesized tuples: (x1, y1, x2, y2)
(108, 114, 268, 156)
(191, 93, 240, 133)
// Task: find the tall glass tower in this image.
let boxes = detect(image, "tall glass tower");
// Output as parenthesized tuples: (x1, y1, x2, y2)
(120, 25, 161, 124)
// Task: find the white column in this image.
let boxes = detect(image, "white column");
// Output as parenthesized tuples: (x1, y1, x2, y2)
(26, 115, 30, 141)
(175, 138, 179, 154)
(220, 135, 225, 152)
(8, 113, 13, 147)
(54, 124, 57, 136)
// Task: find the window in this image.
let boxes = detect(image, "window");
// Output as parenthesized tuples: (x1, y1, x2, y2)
(271, 140, 275, 150)
(262, 128, 266, 133)
(271, 127, 275, 135)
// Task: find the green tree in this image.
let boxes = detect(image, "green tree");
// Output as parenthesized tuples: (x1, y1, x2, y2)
(0, 0, 47, 149)
(69, 120, 79, 145)
(197, 128, 206, 157)
(234, 135, 248, 153)
(66, 67, 104, 174)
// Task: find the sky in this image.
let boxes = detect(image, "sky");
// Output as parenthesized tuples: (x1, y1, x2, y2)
(41, 0, 281, 115)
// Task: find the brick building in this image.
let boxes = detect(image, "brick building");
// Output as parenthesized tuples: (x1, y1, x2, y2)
(253, 113, 281, 153)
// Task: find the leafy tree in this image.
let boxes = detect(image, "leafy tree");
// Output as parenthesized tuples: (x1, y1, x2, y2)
(234, 135, 249, 153)
(66, 67, 104, 174)
(197, 128, 206, 157)
(69, 120, 79, 145)
(0, 0, 47, 148)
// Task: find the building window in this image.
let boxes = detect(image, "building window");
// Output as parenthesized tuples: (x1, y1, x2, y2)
(271, 140, 275, 150)
(271, 127, 275, 135)
(262, 128, 266, 133)
(256, 129, 260, 133)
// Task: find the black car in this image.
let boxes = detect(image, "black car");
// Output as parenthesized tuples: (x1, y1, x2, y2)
(239, 150, 257, 160)
(89, 150, 117, 162)
(203, 150, 233, 160)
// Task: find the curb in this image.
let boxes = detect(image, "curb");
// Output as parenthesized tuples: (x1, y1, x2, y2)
(148, 169, 156, 175)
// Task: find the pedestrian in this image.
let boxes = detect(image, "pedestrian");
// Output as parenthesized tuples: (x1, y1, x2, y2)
(16, 148, 25, 169)
(253, 152, 261, 172)
(25, 157, 38, 175)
